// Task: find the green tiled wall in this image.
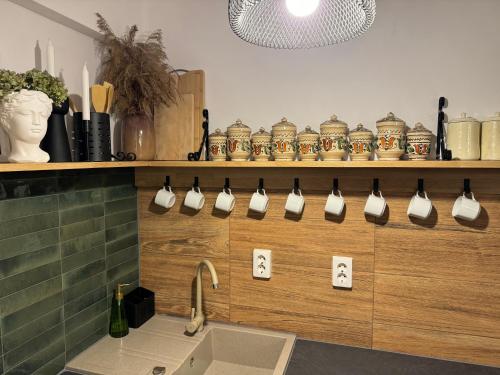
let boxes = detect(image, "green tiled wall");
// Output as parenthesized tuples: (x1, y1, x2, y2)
(0, 168, 139, 374)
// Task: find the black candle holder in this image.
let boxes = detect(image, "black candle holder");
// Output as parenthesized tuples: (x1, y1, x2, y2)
(73, 112, 112, 162)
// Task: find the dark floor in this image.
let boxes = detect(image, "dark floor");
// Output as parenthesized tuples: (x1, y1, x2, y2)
(286, 339, 500, 375)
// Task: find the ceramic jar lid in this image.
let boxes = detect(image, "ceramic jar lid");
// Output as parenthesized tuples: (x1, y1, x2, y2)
(320, 114, 348, 130)
(228, 119, 251, 132)
(209, 128, 226, 139)
(298, 126, 319, 136)
(407, 122, 432, 135)
(251, 127, 271, 139)
(272, 117, 297, 131)
(350, 123, 373, 136)
(483, 112, 500, 122)
(448, 113, 480, 124)
(376, 112, 405, 126)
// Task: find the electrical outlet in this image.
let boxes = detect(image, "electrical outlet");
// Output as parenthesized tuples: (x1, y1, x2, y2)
(332, 256, 352, 289)
(253, 249, 272, 279)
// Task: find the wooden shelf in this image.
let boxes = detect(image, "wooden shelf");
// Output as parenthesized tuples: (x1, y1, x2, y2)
(1, 160, 500, 173)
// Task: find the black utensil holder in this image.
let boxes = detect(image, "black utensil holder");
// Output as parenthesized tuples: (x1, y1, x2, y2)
(73, 112, 111, 162)
(124, 287, 155, 329)
(41, 99, 72, 162)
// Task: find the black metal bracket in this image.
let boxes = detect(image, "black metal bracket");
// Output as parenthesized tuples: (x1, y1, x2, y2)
(294, 178, 300, 194)
(258, 178, 264, 194)
(188, 109, 210, 161)
(436, 97, 452, 160)
(193, 176, 199, 188)
(164, 176, 170, 188)
(418, 178, 424, 194)
(333, 178, 339, 193)
(464, 178, 471, 194)
(373, 178, 379, 193)
(224, 177, 230, 194)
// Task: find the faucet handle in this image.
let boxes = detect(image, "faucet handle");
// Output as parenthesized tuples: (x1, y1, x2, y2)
(190, 307, 196, 320)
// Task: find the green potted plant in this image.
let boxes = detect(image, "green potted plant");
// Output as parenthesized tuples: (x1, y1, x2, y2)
(95, 13, 177, 160)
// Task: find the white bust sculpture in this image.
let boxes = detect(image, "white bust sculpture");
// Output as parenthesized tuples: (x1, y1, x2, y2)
(0, 89, 53, 163)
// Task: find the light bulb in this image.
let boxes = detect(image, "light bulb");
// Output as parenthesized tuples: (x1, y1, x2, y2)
(286, 0, 320, 17)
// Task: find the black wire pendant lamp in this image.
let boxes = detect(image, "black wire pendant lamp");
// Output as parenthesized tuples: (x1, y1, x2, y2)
(229, 0, 376, 49)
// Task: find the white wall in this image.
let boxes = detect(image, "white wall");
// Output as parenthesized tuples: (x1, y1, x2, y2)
(17, 0, 500, 135)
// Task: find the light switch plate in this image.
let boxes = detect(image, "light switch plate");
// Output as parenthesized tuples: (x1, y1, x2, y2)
(332, 256, 352, 289)
(253, 249, 272, 279)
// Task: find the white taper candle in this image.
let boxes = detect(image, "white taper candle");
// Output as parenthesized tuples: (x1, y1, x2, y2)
(47, 39, 55, 76)
(82, 62, 90, 120)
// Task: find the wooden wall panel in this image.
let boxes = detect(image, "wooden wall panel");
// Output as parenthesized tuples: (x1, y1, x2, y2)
(138, 167, 500, 368)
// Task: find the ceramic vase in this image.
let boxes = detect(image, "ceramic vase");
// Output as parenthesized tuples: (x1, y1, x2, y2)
(209, 128, 227, 161)
(227, 119, 251, 161)
(319, 114, 348, 161)
(406, 122, 432, 160)
(251, 127, 272, 161)
(348, 123, 373, 161)
(481, 112, 500, 160)
(272, 117, 297, 161)
(121, 114, 156, 161)
(375, 112, 406, 160)
(447, 113, 481, 161)
(297, 126, 319, 161)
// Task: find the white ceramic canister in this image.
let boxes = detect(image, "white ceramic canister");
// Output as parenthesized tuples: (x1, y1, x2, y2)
(375, 112, 406, 160)
(406, 122, 432, 160)
(447, 113, 481, 160)
(272, 117, 297, 161)
(481, 112, 500, 160)
(208, 128, 227, 161)
(319, 114, 348, 161)
(297, 126, 320, 161)
(251, 127, 272, 161)
(226, 119, 252, 161)
(348, 123, 374, 161)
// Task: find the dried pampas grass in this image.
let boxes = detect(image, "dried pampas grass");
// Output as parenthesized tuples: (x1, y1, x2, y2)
(95, 13, 177, 120)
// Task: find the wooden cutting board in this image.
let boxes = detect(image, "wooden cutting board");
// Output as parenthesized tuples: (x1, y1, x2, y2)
(154, 94, 195, 160)
(154, 70, 205, 160)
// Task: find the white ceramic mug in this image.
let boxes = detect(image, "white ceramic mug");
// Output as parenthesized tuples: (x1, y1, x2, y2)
(154, 186, 176, 209)
(285, 189, 305, 215)
(407, 191, 432, 220)
(184, 187, 205, 211)
(215, 188, 236, 213)
(364, 191, 386, 218)
(249, 189, 269, 213)
(452, 192, 481, 221)
(325, 190, 345, 216)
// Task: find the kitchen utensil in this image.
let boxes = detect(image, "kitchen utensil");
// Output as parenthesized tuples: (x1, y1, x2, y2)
(91, 84, 108, 113)
(447, 113, 481, 160)
(103, 81, 114, 114)
(209, 128, 227, 161)
(184, 187, 205, 211)
(251, 127, 272, 161)
(227, 119, 251, 161)
(319, 114, 348, 161)
(375, 112, 406, 160)
(406, 122, 432, 160)
(348, 123, 373, 161)
(481, 112, 500, 160)
(272, 117, 297, 161)
(297, 126, 319, 161)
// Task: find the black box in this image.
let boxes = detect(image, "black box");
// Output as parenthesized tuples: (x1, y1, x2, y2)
(124, 287, 155, 329)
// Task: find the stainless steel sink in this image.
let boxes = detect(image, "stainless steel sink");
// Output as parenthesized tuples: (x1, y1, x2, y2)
(174, 327, 293, 375)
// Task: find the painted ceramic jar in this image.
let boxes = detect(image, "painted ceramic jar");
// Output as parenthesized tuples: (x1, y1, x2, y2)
(251, 127, 272, 161)
(375, 112, 406, 160)
(406, 122, 432, 160)
(226, 119, 251, 161)
(319, 114, 348, 161)
(481, 112, 500, 160)
(348, 123, 374, 161)
(272, 117, 297, 161)
(447, 113, 481, 160)
(208, 128, 227, 161)
(297, 126, 320, 161)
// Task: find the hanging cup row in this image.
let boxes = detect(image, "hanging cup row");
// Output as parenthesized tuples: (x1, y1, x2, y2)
(154, 176, 481, 222)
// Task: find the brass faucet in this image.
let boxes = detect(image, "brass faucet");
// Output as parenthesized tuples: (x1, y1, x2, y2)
(185, 260, 219, 334)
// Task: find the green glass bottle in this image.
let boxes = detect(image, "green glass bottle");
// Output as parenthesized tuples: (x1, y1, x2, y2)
(109, 283, 130, 338)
